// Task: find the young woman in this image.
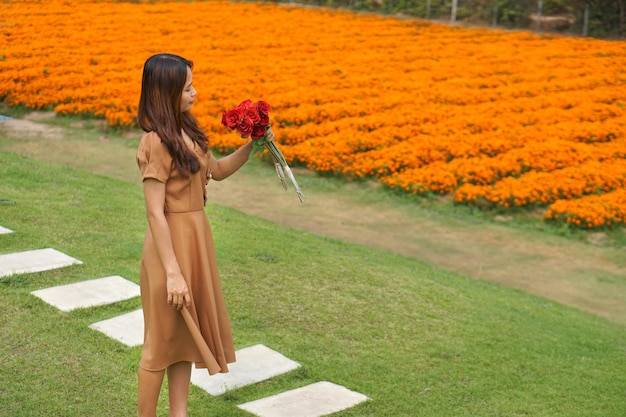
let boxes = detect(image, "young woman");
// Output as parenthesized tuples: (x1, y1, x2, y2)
(136, 53, 262, 417)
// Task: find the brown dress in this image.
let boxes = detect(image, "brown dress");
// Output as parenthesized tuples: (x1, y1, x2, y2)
(136, 131, 235, 375)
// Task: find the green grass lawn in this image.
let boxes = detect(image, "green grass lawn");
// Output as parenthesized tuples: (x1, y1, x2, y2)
(1, 149, 625, 416)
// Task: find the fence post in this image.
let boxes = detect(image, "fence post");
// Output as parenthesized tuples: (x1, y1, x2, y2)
(583, 3, 589, 36)
(426, 0, 431, 18)
(492, 2, 498, 27)
(537, 0, 543, 30)
(451, 0, 458, 22)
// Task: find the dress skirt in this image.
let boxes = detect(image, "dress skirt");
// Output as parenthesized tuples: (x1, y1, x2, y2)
(139, 209, 235, 375)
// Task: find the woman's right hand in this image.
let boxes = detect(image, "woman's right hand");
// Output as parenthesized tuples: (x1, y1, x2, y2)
(166, 272, 191, 311)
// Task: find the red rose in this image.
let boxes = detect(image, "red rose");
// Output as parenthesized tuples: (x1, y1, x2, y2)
(223, 99, 272, 138)
(246, 107, 261, 125)
(251, 124, 267, 140)
(236, 115, 254, 138)
(236, 99, 253, 111)
(257, 100, 271, 116)
(221, 108, 242, 129)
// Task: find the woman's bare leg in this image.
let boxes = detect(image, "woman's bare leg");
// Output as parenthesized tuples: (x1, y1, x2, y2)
(167, 361, 192, 417)
(138, 367, 165, 417)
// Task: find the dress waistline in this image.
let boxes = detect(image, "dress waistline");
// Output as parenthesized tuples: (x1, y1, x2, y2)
(165, 209, 205, 215)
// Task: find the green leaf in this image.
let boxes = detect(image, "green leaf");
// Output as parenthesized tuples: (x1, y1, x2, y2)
(250, 135, 272, 158)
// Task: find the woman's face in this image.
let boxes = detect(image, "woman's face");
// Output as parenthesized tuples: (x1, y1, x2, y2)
(180, 66, 196, 113)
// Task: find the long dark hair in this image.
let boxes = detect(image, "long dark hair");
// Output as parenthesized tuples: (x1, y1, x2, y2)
(137, 53, 208, 177)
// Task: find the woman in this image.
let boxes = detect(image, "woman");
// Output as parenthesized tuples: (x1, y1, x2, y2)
(135, 53, 261, 417)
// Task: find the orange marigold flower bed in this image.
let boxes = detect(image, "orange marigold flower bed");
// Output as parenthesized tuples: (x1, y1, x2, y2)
(2, 0, 626, 228)
(545, 189, 626, 229)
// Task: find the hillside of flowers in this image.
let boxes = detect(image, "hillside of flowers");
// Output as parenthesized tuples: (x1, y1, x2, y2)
(1, 0, 626, 229)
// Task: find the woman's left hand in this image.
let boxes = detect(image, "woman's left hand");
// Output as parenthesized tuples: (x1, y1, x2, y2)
(167, 272, 191, 311)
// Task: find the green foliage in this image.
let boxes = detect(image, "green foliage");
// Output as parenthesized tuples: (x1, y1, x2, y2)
(583, 0, 625, 37)
(497, 0, 533, 28)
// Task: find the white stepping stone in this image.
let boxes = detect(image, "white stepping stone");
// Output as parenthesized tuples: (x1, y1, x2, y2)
(89, 309, 144, 347)
(0, 248, 82, 278)
(192, 344, 301, 395)
(238, 381, 369, 417)
(31, 275, 139, 311)
(0, 225, 12, 234)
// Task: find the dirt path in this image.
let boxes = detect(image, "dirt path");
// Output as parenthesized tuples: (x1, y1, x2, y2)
(1, 114, 625, 326)
(211, 173, 626, 326)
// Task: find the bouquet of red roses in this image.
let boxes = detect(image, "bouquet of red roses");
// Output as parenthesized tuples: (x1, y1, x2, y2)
(221, 99, 306, 203)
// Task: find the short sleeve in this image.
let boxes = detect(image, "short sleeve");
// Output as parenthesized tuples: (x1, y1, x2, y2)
(136, 132, 173, 183)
